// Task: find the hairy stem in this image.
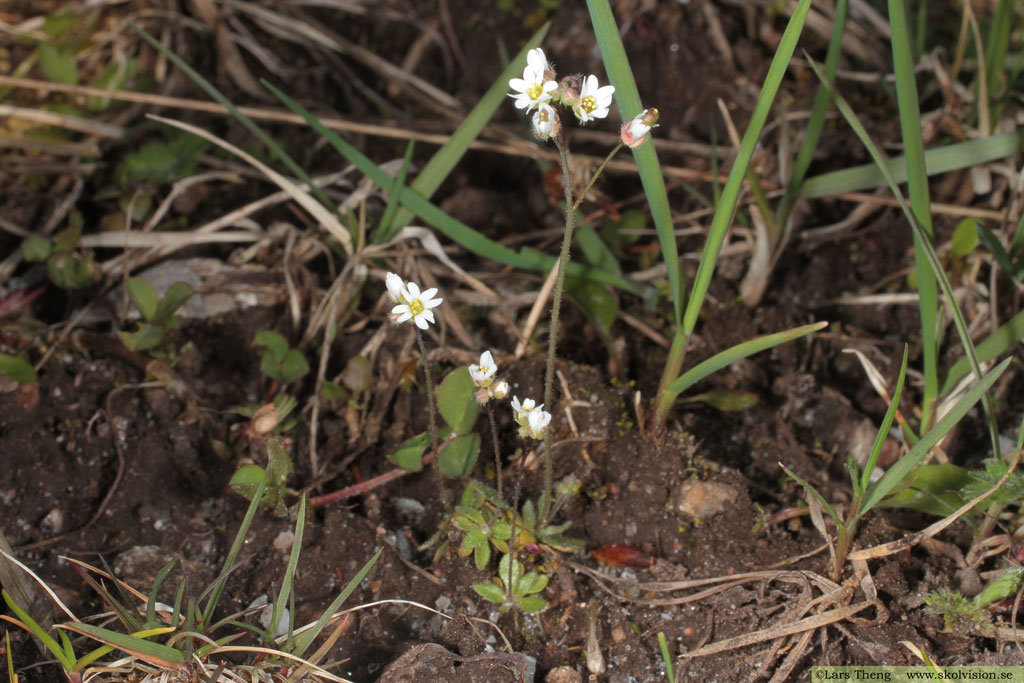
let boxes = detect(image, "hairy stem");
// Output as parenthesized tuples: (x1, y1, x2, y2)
(416, 329, 451, 512)
(487, 402, 502, 503)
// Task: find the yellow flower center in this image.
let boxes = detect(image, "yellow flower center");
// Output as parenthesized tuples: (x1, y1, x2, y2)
(409, 299, 425, 316)
(581, 96, 596, 113)
(527, 83, 543, 100)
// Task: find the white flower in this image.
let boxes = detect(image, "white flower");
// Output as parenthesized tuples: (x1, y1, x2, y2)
(511, 396, 542, 425)
(531, 102, 560, 140)
(385, 272, 405, 302)
(490, 380, 509, 400)
(525, 408, 552, 440)
(469, 351, 497, 388)
(620, 108, 659, 148)
(573, 74, 615, 124)
(508, 48, 558, 112)
(391, 280, 443, 330)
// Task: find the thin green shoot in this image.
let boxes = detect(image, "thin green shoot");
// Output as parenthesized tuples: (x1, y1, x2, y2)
(587, 0, 681, 324)
(775, 0, 848, 232)
(798, 130, 1024, 198)
(130, 24, 338, 223)
(804, 54, 1001, 465)
(657, 632, 675, 683)
(385, 22, 550, 236)
(888, 0, 939, 433)
(651, 0, 813, 431)
(374, 140, 415, 244)
(263, 80, 635, 292)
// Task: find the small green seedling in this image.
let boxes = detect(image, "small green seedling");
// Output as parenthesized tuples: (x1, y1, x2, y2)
(229, 435, 293, 515)
(21, 225, 98, 291)
(387, 366, 481, 477)
(117, 277, 193, 354)
(472, 552, 549, 614)
(0, 354, 37, 384)
(254, 331, 309, 385)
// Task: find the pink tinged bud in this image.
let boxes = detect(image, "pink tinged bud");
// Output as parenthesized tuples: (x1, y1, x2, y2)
(621, 108, 660, 149)
(475, 388, 491, 405)
(490, 380, 509, 400)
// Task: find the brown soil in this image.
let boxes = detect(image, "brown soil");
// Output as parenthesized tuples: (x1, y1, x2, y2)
(2, 1, 1022, 682)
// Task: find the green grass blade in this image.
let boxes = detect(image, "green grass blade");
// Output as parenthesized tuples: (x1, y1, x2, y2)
(665, 321, 826, 397)
(292, 547, 382, 658)
(682, 0, 812, 337)
(131, 25, 337, 219)
(2, 589, 75, 670)
(860, 358, 1010, 515)
(984, 0, 1013, 103)
(805, 54, 1001, 462)
(202, 462, 269, 621)
(780, 463, 841, 524)
(386, 23, 550, 236)
(587, 0, 681, 325)
(60, 623, 185, 667)
(262, 80, 637, 292)
(776, 0, 848, 230)
(798, 130, 1024, 198)
(268, 495, 306, 644)
(375, 140, 415, 244)
(889, 0, 938, 428)
(939, 307, 1024, 396)
(860, 347, 909, 492)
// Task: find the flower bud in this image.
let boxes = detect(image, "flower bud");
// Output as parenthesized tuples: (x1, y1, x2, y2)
(531, 103, 560, 140)
(490, 380, 509, 400)
(620, 108, 660, 149)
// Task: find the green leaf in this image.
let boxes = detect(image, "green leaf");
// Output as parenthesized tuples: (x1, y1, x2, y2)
(0, 354, 37, 384)
(52, 226, 81, 253)
(115, 135, 208, 185)
(117, 322, 166, 352)
(588, 0, 681, 323)
(518, 595, 548, 613)
(438, 433, 481, 478)
(517, 572, 548, 596)
(387, 432, 430, 471)
(279, 349, 310, 384)
(47, 251, 97, 290)
(575, 224, 620, 276)
(566, 279, 618, 343)
(666, 322, 827, 397)
(254, 330, 288, 362)
(951, 218, 979, 256)
(682, 0, 813, 337)
(266, 436, 293, 487)
(799, 130, 1024, 198)
(975, 223, 1018, 282)
(472, 581, 505, 604)
(3, 590, 75, 670)
(126, 278, 159, 322)
(152, 282, 194, 325)
(38, 44, 78, 85)
(21, 235, 52, 262)
(860, 358, 1010, 514)
(321, 380, 346, 400)
(974, 567, 1024, 608)
(62, 623, 186, 666)
(229, 464, 269, 501)
(880, 463, 974, 516)
(473, 540, 491, 570)
(438, 367, 479, 435)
